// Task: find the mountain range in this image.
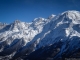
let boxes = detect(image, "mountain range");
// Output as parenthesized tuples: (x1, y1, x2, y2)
(0, 10, 80, 60)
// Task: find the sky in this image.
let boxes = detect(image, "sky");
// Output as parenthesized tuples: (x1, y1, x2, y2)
(0, 0, 80, 23)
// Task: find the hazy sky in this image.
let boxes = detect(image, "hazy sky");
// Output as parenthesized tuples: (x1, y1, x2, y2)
(0, 0, 80, 23)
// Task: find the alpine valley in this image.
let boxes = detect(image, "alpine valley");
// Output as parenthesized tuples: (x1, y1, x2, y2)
(0, 11, 80, 60)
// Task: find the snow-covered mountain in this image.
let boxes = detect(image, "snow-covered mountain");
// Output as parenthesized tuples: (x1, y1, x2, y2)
(0, 10, 80, 60)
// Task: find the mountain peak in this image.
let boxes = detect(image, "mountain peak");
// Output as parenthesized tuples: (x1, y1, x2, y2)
(48, 14, 56, 19)
(14, 20, 21, 24)
(0, 22, 8, 30)
(61, 10, 80, 20)
(58, 10, 80, 25)
(61, 10, 80, 14)
(33, 17, 46, 22)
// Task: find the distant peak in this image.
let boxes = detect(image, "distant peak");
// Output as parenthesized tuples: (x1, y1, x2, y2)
(14, 20, 21, 23)
(0, 22, 8, 25)
(33, 17, 46, 22)
(51, 14, 56, 17)
(48, 14, 56, 19)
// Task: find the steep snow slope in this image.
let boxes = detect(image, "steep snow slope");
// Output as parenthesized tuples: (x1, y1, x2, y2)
(25, 10, 80, 60)
(24, 10, 80, 60)
(28, 10, 80, 50)
(0, 10, 80, 60)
